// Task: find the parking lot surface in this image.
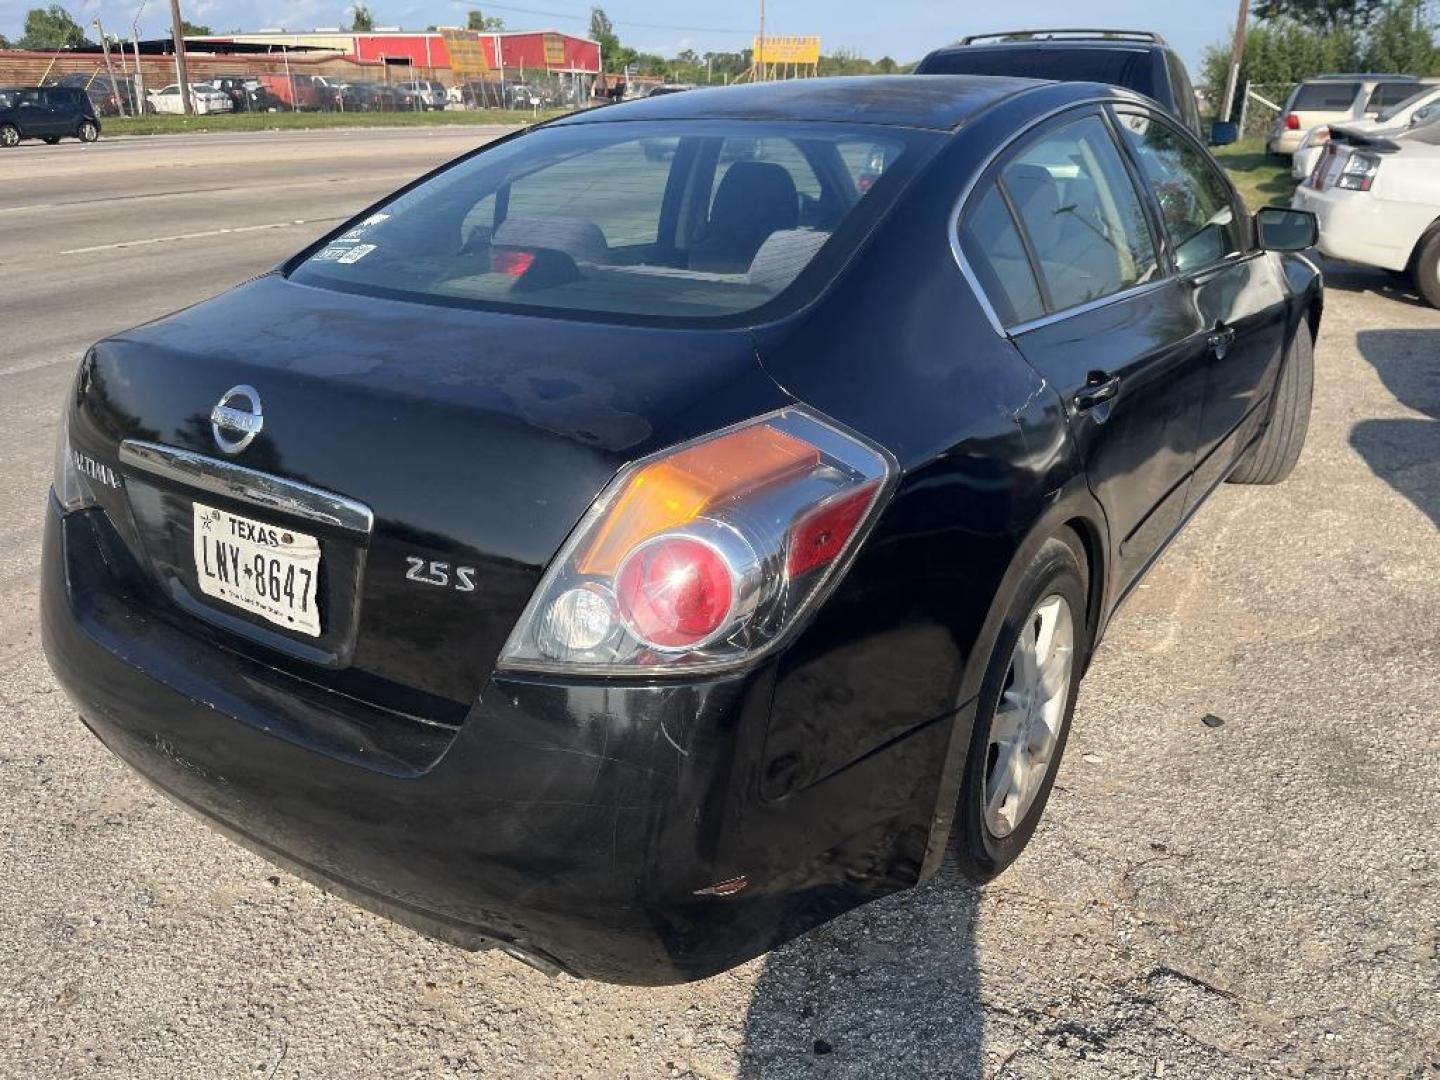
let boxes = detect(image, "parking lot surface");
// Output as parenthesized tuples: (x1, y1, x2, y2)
(1, 131, 1437, 1078)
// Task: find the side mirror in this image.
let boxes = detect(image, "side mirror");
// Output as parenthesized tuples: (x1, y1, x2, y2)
(1256, 206, 1318, 251)
(1210, 120, 1239, 146)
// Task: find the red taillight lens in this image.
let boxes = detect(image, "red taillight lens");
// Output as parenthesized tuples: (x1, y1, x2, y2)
(500, 408, 895, 674)
(1285, 113, 1301, 130)
(787, 482, 880, 579)
(616, 536, 735, 649)
(492, 249, 535, 276)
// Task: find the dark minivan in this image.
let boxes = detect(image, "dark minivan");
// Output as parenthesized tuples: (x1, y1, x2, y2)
(43, 76, 1320, 984)
(0, 85, 101, 147)
(915, 29, 1204, 137)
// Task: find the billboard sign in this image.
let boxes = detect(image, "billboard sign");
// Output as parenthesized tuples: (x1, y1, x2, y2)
(754, 35, 820, 65)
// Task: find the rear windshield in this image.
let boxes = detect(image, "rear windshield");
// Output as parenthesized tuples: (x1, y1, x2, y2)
(920, 47, 1157, 98)
(290, 119, 933, 324)
(1291, 81, 1360, 111)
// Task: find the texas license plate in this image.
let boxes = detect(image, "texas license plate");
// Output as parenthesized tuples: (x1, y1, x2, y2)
(192, 502, 322, 637)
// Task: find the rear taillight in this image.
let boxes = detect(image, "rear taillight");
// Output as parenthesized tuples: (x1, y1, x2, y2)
(1285, 113, 1301, 130)
(1336, 151, 1381, 191)
(500, 408, 895, 674)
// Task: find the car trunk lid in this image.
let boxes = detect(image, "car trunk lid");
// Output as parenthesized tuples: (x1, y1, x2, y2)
(77, 273, 787, 719)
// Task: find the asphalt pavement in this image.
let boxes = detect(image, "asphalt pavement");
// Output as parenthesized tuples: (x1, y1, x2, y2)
(1, 130, 1437, 1079)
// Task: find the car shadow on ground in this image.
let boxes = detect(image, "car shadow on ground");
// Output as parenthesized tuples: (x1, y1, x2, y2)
(1353, 328, 1440, 529)
(1321, 260, 1431, 310)
(738, 874, 982, 1078)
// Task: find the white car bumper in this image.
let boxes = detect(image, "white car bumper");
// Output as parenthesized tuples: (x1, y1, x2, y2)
(1292, 144, 1324, 180)
(1291, 184, 1413, 272)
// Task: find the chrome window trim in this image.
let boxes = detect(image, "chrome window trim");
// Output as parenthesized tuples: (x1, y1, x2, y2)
(1005, 277, 1172, 336)
(118, 440, 375, 538)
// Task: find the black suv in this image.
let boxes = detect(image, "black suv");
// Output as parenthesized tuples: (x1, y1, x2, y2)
(915, 29, 1203, 137)
(0, 86, 101, 147)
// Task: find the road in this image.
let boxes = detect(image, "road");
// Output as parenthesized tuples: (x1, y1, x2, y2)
(1, 131, 1438, 1078)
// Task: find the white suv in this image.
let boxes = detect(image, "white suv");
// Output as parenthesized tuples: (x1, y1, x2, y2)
(1292, 120, 1440, 306)
(397, 80, 447, 110)
(1268, 75, 1420, 156)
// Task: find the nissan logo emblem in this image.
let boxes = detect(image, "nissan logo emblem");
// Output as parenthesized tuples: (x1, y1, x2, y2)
(210, 384, 263, 455)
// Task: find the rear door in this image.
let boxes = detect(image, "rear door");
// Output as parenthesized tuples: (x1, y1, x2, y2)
(1112, 105, 1290, 506)
(958, 108, 1209, 596)
(43, 89, 78, 133)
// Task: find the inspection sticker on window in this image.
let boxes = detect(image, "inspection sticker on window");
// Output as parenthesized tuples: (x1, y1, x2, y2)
(337, 243, 376, 264)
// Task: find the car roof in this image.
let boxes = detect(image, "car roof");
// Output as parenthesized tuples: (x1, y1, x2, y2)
(1301, 73, 1417, 81)
(553, 74, 1045, 131)
(931, 40, 1159, 55)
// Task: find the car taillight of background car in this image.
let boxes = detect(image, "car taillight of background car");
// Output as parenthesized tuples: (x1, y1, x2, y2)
(500, 408, 895, 675)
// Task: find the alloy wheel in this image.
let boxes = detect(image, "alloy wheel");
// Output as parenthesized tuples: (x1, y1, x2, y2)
(0, 126, 18, 148)
(984, 593, 1075, 838)
(79, 122, 98, 143)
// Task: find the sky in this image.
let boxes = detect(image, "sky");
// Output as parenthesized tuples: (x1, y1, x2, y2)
(0, 0, 1241, 71)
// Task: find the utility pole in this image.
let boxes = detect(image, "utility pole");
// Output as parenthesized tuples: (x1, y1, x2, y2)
(168, 0, 193, 114)
(132, 0, 148, 117)
(1220, 0, 1249, 126)
(93, 19, 129, 117)
(757, 0, 766, 82)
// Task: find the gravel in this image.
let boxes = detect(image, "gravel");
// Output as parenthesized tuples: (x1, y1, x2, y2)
(1, 267, 1437, 1078)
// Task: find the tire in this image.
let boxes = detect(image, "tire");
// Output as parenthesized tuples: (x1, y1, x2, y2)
(44, 136, 60, 144)
(1412, 226, 1440, 310)
(1227, 324, 1314, 485)
(0, 124, 19, 148)
(948, 535, 1089, 883)
(78, 120, 99, 143)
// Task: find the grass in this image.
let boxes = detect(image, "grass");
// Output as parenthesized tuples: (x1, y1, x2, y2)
(1214, 137, 1298, 211)
(100, 108, 571, 137)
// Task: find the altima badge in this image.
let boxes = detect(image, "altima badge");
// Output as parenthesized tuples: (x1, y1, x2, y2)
(210, 385, 263, 455)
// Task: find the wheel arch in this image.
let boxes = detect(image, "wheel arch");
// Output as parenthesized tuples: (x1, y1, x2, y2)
(917, 474, 1111, 881)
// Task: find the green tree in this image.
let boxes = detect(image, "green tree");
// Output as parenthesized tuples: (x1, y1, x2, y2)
(0, 34, 10, 49)
(590, 7, 630, 72)
(17, 5, 91, 50)
(1252, 0, 1386, 31)
(350, 3, 374, 32)
(181, 20, 212, 35)
(467, 9, 504, 31)
(1363, 0, 1439, 71)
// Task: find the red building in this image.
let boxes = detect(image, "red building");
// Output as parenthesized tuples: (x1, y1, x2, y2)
(191, 29, 602, 76)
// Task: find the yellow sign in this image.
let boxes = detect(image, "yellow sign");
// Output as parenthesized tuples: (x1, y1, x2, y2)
(441, 29, 490, 78)
(754, 35, 820, 66)
(543, 32, 566, 67)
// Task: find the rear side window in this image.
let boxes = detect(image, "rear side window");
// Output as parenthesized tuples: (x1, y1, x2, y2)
(997, 114, 1159, 313)
(1114, 110, 1244, 273)
(290, 120, 930, 323)
(1367, 82, 1418, 111)
(959, 186, 1046, 326)
(1291, 81, 1361, 111)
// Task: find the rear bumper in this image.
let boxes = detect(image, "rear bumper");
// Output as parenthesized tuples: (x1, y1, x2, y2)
(42, 500, 951, 984)
(1291, 184, 1412, 272)
(1268, 129, 1303, 155)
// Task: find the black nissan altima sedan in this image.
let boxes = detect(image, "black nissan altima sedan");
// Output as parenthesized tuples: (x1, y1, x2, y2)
(42, 75, 1322, 984)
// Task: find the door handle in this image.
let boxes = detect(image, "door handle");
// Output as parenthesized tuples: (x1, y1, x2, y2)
(1074, 371, 1121, 411)
(1208, 325, 1236, 359)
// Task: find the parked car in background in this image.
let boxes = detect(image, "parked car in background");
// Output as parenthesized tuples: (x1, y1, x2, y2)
(46, 72, 134, 117)
(43, 76, 1321, 985)
(451, 79, 504, 108)
(397, 79, 447, 109)
(647, 83, 694, 96)
(1291, 83, 1440, 179)
(336, 81, 406, 111)
(1267, 74, 1420, 156)
(257, 73, 326, 111)
(147, 83, 232, 115)
(914, 29, 1203, 136)
(1293, 120, 1440, 306)
(0, 85, 100, 146)
(210, 76, 284, 113)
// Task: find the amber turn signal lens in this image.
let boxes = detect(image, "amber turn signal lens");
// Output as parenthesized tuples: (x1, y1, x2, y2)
(575, 423, 819, 575)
